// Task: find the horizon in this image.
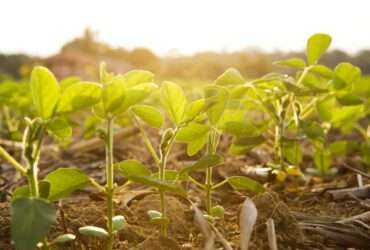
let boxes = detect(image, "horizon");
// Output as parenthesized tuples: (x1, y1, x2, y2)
(1, 0, 370, 57)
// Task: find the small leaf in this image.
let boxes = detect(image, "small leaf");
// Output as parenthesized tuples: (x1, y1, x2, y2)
(30, 66, 60, 119)
(233, 135, 265, 147)
(313, 149, 332, 174)
(128, 175, 186, 195)
(122, 70, 154, 88)
(336, 93, 363, 106)
(332, 63, 361, 89)
(186, 135, 208, 156)
(47, 117, 72, 139)
(11, 197, 56, 250)
(180, 154, 224, 174)
(205, 85, 229, 125)
(115, 160, 151, 177)
(306, 33, 332, 65)
(183, 98, 206, 122)
(316, 95, 336, 121)
(227, 176, 264, 193)
(52, 234, 76, 244)
(176, 122, 209, 142)
(132, 105, 164, 128)
(214, 68, 245, 85)
(112, 215, 127, 232)
(160, 81, 187, 125)
(224, 121, 259, 137)
(78, 226, 108, 238)
(45, 168, 90, 201)
(102, 77, 126, 114)
(151, 170, 188, 181)
(274, 58, 305, 69)
(283, 141, 303, 165)
(309, 65, 334, 78)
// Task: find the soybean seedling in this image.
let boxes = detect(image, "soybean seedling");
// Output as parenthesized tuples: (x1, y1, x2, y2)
(0, 66, 102, 250)
(176, 70, 265, 219)
(77, 63, 158, 249)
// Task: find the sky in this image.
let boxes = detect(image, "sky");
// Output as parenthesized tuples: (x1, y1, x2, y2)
(1, 0, 370, 56)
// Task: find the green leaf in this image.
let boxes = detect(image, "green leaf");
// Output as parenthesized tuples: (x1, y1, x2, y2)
(316, 95, 336, 121)
(115, 160, 151, 177)
(223, 121, 259, 137)
(132, 105, 164, 128)
(210, 205, 225, 218)
(234, 135, 265, 147)
(128, 175, 186, 195)
(186, 135, 208, 156)
(30, 66, 60, 119)
(12, 181, 50, 201)
(180, 154, 223, 174)
(336, 93, 363, 106)
(313, 149, 332, 174)
(214, 68, 245, 85)
(227, 176, 264, 193)
(301, 121, 324, 140)
(176, 122, 209, 142)
(183, 98, 206, 122)
(56, 81, 101, 114)
(332, 63, 361, 89)
(330, 140, 357, 156)
(79, 226, 108, 238)
(160, 81, 187, 125)
(205, 85, 229, 125)
(306, 33, 332, 65)
(45, 168, 90, 201)
(102, 77, 126, 114)
(11, 197, 56, 250)
(151, 170, 188, 181)
(47, 117, 72, 139)
(309, 65, 334, 78)
(122, 70, 154, 88)
(274, 58, 305, 69)
(118, 82, 158, 113)
(283, 141, 303, 165)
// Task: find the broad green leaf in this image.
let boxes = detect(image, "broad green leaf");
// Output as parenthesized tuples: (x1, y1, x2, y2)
(332, 63, 361, 89)
(115, 160, 151, 177)
(274, 58, 305, 69)
(227, 176, 264, 193)
(336, 93, 363, 106)
(301, 121, 324, 140)
(214, 68, 245, 85)
(160, 81, 187, 125)
(122, 70, 154, 88)
(56, 81, 101, 114)
(186, 135, 208, 156)
(47, 117, 72, 139)
(306, 33, 332, 65)
(313, 149, 332, 174)
(176, 122, 209, 142)
(12, 181, 50, 201)
(132, 105, 164, 128)
(79, 226, 108, 238)
(234, 135, 265, 147)
(11, 197, 56, 250)
(309, 65, 334, 78)
(45, 168, 90, 201)
(60, 76, 80, 92)
(223, 121, 259, 137)
(205, 85, 229, 125)
(183, 98, 206, 122)
(102, 77, 126, 114)
(316, 95, 336, 121)
(210, 205, 225, 218)
(283, 141, 303, 165)
(180, 154, 223, 174)
(330, 140, 357, 156)
(128, 175, 186, 195)
(118, 82, 157, 113)
(332, 105, 364, 127)
(30, 66, 60, 119)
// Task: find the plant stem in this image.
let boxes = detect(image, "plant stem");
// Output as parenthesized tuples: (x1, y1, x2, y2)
(159, 148, 168, 237)
(205, 129, 218, 214)
(105, 117, 114, 250)
(0, 146, 27, 175)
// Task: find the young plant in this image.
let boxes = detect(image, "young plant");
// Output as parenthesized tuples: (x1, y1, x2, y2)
(78, 64, 158, 249)
(0, 66, 102, 250)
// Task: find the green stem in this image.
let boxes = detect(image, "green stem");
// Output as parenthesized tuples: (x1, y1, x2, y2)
(205, 129, 218, 214)
(0, 146, 27, 175)
(105, 118, 114, 250)
(159, 153, 168, 237)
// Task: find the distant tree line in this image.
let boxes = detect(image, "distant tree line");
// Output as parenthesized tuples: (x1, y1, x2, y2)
(1, 29, 370, 80)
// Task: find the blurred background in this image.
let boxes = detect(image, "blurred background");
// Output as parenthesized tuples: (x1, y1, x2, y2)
(1, 0, 370, 81)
